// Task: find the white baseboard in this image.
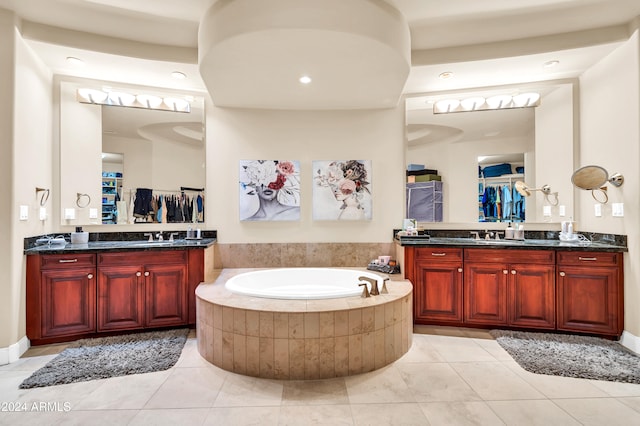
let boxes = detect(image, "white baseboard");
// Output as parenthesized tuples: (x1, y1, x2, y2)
(0, 336, 30, 365)
(620, 330, 640, 354)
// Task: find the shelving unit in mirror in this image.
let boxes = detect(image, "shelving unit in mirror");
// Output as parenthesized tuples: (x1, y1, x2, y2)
(102, 172, 123, 224)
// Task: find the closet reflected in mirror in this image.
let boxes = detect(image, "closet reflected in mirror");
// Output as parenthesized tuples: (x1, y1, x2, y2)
(478, 154, 526, 223)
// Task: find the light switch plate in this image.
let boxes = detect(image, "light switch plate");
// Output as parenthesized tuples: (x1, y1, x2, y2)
(543, 205, 552, 217)
(558, 205, 566, 217)
(19, 205, 28, 221)
(594, 204, 602, 217)
(39, 207, 47, 221)
(64, 208, 76, 220)
(89, 208, 98, 219)
(612, 203, 624, 217)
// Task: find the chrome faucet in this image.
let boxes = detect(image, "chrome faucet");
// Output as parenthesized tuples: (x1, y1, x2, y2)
(156, 232, 164, 241)
(470, 231, 480, 240)
(169, 232, 179, 242)
(144, 233, 154, 242)
(484, 230, 494, 240)
(359, 276, 379, 296)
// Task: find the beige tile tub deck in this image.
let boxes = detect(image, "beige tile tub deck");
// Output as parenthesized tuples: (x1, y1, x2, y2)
(196, 268, 413, 380)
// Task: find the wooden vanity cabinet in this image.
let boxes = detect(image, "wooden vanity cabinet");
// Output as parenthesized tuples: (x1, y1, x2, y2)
(26, 253, 97, 342)
(405, 247, 464, 325)
(556, 251, 623, 336)
(464, 249, 556, 329)
(97, 251, 188, 332)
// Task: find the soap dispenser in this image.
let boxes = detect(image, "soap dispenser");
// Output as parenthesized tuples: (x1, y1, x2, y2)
(505, 223, 515, 240)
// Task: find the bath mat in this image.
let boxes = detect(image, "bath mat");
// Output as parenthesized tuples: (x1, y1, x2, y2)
(20, 328, 189, 388)
(491, 330, 640, 384)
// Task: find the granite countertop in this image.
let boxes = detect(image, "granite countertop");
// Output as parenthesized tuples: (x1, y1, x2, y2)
(24, 230, 217, 255)
(24, 238, 216, 255)
(395, 235, 627, 252)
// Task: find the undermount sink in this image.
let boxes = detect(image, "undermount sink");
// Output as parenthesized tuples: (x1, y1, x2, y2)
(130, 241, 176, 247)
(427, 237, 522, 246)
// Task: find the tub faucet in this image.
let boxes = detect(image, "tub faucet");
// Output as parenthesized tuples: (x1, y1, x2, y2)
(359, 283, 370, 298)
(381, 277, 390, 294)
(359, 276, 379, 296)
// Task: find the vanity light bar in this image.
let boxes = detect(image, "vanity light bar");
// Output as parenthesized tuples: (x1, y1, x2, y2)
(433, 92, 540, 114)
(76, 89, 191, 113)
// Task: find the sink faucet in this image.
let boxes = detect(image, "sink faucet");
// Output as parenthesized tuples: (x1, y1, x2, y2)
(470, 231, 480, 240)
(144, 233, 154, 242)
(156, 232, 164, 242)
(494, 231, 504, 240)
(358, 276, 379, 296)
(484, 230, 494, 240)
(169, 232, 179, 242)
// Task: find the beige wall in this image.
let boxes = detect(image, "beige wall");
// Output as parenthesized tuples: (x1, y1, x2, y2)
(1, 14, 53, 353)
(205, 105, 406, 243)
(579, 30, 640, 337)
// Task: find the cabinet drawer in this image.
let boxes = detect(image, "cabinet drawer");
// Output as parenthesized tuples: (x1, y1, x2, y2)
(40, 253, 96, 269)
(415, 247, 462, 262)
(557, 251, 620, 266)
(464, 248, 554, 264)
(98, 250, 188, 266)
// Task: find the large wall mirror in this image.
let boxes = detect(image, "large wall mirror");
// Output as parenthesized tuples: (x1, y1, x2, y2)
(405, 81, 575, 225)
(60, 80, 205, 226)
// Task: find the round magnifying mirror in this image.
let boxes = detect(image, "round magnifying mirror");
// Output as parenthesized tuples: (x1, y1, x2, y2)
(571, 165, 608, 190)
(515, 181, 531, 196)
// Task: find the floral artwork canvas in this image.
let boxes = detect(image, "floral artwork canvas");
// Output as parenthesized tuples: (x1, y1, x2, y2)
(239, 160, 301, 221)
(313, 160, 372, 221)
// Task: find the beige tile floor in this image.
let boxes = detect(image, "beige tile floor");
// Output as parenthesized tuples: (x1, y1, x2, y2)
(2, 326, 640, 425)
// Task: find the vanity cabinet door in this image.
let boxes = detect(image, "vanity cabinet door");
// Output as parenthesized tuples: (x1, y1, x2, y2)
(26, 253, 97, 341)
(408, 248, 464, 324)
(508, 263, 556, 329)
(41, 267, 96, 338)
(557, 251, 623, 336)
(97, 265, 145, 331)
(464, 262, 508, 325)
(144, 263, 188, 327)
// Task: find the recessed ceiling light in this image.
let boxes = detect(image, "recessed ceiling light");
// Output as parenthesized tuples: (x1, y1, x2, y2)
(66, 56, 84, 67)
(299, 75, 312, 84)
(171, 71, 187, 80)
(438, 71, 454, 80)
(543, 60, 559, 68)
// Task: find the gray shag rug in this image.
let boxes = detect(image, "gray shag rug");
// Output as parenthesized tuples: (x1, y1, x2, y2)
(20, 328, 189, 389)
(490, 330, 640, 384)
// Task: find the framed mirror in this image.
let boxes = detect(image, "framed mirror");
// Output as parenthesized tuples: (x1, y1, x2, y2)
(60, 80, 205, 226)
(405, 81, 575, 224)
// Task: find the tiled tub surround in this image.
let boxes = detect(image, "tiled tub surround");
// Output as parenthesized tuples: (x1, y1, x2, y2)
(196, 268, 413, 380)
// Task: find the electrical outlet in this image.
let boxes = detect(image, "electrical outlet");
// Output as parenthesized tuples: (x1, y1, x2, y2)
(594, 204, 602, 217)
(89, 208, 98, 219)
(612, 203, 624, 217)
(19, 205, 28, 221)
(543, 205, 552, 217)
(559, 205, 566, 217)
(39, 207, 47, 221)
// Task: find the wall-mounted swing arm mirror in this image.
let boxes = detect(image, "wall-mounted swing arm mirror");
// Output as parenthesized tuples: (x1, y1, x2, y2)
(515, 181, 558, 206)
(571, 165, 624, 204)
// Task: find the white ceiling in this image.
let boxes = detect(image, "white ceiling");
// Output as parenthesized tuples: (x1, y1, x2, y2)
(2, 0, 639, 133)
